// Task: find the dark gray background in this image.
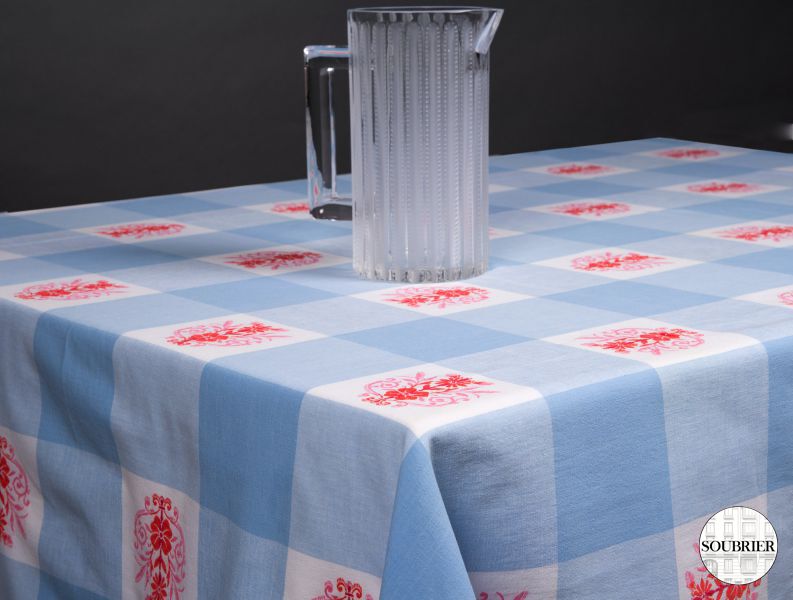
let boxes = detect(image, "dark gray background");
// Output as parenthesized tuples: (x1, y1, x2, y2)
(2, 0, 792, 212)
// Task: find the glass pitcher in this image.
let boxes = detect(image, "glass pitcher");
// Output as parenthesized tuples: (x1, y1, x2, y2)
(305, 6, 503, 282)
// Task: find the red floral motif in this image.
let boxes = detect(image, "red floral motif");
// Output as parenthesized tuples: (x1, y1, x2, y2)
(687, 182, 761, 194)
(577, 327, 706, 356)
(97, 223, 185, 239)
(570, 251, 670, 272)
(551, 202, 630, 217)
(166, 320, 289, 348)
(547, 164, 615, 176)
(311, 578, 374, 600)
(479, 593, 529, 600)
(778, 290, 793, 306)
(684, 543, 761, 600)
(659, 148, 720, 160)
(272, 201, 310, 214)
(14, 278, 128, 301)
(0, 436, 30, 549)
(717, 225, 793, 243)
(360, 372, 495, 408)
(383, 286, 490, 309)
(133, 494, 185, 600)
(224, 250, 322, 270)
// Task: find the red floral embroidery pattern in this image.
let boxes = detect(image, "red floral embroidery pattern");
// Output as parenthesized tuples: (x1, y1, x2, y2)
(97, 223, 185, 239)
(570, 251, 670, 272)
(272, 201, 310, 214)
(360, 372, 495, 408)
(717, 225, 793, 243)
(687, 182, 760, 194)
(684, 542, 761, 600)
(659, 148, 720, 160)
(0, 436, 30, 548)
(166, 320, 289, 347)
(551, 202, 630, 217)
(479, 592, 529, 600)
(577, 327, 706, 356)
(311, 578, 374, 600)
(383, 286, 490, 309)
(547, 164, 615, 176)
(224, 250, 323, 270)
(134, 494, 185, 600)
(14, 278, 127, 301)
(778, 290, 793, 306)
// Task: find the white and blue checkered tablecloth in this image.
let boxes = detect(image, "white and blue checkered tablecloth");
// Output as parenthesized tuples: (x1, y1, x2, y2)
(1, 138, 792, 600)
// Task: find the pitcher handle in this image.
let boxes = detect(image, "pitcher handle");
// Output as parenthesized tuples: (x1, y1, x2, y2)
(304, 45, 352, 220)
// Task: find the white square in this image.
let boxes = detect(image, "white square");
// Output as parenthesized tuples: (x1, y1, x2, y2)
(0, 274, 158, 311)
(0, 426, 43, 569)
(534, 247, 700, 280)
(737, 285, 793, 309)
(545, 318, 758, 368)
(523, 162, 633, 179)
(199, 244, 349, 275)
(246, 200, 312, 219)
(527, 200, 661, 220)
(308, 364, 541, 437)
(77, 218, 214, 243)
(662, 180, 786, 197)
(489, 227, 523, 240)
(642, 146, 741, 161)
(283, 549, 381, 600)
(121, 469, 199, 600)
(352, 283, 530, 316)
(691, 220, 793, 247)
(124, 313, 325, 361)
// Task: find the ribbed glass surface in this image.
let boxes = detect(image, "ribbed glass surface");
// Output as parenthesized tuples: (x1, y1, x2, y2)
(348, 8, 497, 282)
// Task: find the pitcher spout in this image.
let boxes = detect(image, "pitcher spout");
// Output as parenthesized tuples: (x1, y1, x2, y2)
(474, 8, 503, 55)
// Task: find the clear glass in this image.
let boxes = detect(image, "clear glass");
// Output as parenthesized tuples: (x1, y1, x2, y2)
(348, 7, 502, 282)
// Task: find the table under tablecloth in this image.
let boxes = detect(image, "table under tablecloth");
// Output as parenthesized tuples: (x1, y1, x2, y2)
(1, 138, 792, 599)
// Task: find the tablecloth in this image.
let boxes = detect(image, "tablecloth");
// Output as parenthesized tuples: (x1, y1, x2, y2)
(1, 138, 792, 600)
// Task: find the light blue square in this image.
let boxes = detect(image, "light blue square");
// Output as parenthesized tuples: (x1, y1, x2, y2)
(0, 216, 59, 238)
(611, 208, 740, 234)
(721, 248, 793, 275)
(488, 170, 559, 188)
(549, 281, 721, 316)
(491, 209, 578, 232)
(172, 276, 336, 312)
(0, 257, 84, 285)
(629, 233, 761, 262)
(37, 573, 107, 600)
(231, 220, 351, 244)
(185, 183, 304, 207)
(133, 230, 277, 259)
(0, 304, 41, 436)
(114, 194, 227, 217)
(0, 553, 39, 599)
(687, 199, 793, 220)
(21, 205, 144, 229)
(39, 244, 185, 272)
(37, 441, 121, 598)
(659, 344, 769, 524)
(473, 263, 609, 296)
(446, 297, 629, 338)
(488, 188, 564, 209)
(767, 339, 793, 492)
(198, 507, 287, 599)
(639, 262, 792, 297)
(529, 180, 640, 199)
(652, 161, 754, 180)
(289, 396, 405, 574)
(429, 400, 557, 570)
(547, 370, 673, 560)
(538, 222, 671, 246)
(112, 336, 204, 498)
(489, 233, 594, 263)
(542, 146, 615, 161)
(340, 318, 528, 362)
(199, 364, 302, 543)
(103, 258, 257, 292)
(34, 315, 119, 463)
(556, 529, 678, 599)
